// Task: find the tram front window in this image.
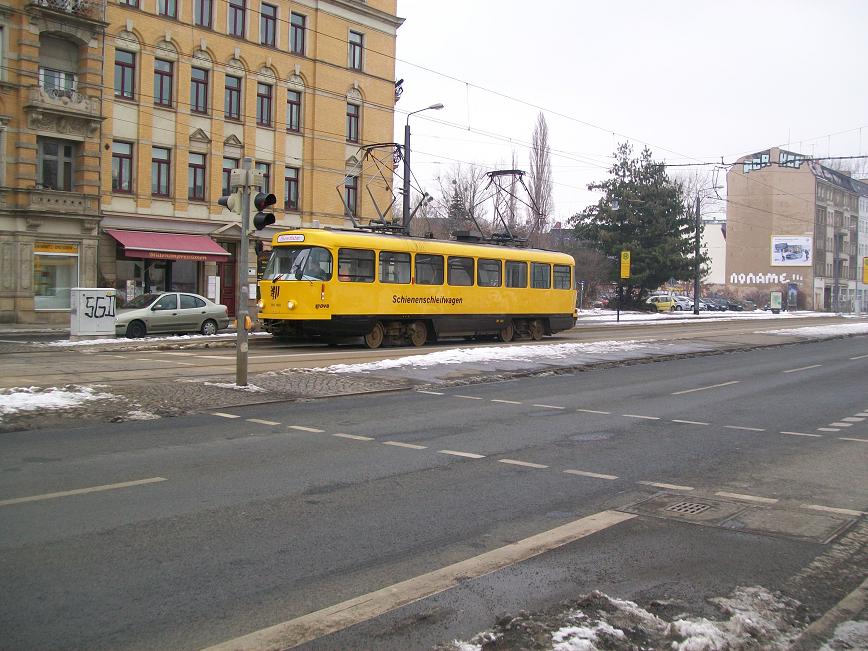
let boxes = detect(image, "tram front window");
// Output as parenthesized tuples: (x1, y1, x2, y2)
(264, 246, 333, 281)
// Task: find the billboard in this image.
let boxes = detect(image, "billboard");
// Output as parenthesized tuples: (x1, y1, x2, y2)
(771, 236, 812, 266)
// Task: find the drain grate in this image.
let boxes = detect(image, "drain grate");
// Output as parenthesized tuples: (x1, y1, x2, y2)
(665, 501, 712, 515)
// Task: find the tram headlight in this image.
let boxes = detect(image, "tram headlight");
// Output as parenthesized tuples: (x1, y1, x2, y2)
(286, 300, 296, 310)
(256, 299, 264, 309)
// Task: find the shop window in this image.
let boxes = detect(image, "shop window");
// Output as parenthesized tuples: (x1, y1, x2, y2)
(447, 256, 474, 286)
(33, 242, 79, 310)
(37, 137, 75, 191)
(553, 264, 571, 289)
(337, 249, 374, 282)
(531, 262, 551, 289)
(290, 12, 305, 54)
(506, 261, 527, 288)
(415, 254, 444, 285)
(477, 258, 502, 287)
(379, 251, 410, 284)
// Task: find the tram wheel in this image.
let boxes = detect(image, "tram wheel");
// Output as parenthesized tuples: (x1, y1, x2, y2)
(407, 321, 427, 347)
(498, 321, 515, 342)
(364, 321, 385, 349)
(529, 319, 545, 341)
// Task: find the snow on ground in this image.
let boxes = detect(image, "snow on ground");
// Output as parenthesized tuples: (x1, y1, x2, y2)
(315, 340, 648, 374)
(763, 322, 868, 338)
(579, 308, 840, 324)
(819, 620, 868, 650)
(0, 385, 115, 419)
(42, 332, 270, 347)
(202, 381, 268, 393)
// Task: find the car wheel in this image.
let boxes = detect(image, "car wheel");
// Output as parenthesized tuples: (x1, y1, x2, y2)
(200, 319, 218, 336)
(126, 320, 146, 339)
(675, 305, 682, 311)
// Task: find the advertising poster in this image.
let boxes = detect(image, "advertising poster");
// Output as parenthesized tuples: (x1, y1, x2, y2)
(771, 236, 812, 266)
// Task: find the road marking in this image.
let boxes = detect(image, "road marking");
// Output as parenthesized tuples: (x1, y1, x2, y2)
(671, 380, 740, 395)
(212, 412, 240, 419)
(498, 459, 549, 469)
(491, 399, 522, 405)
(454, 395, 483, 400)
(671, 419, 709, 426)
(247, 418, 280, 426)
(830, 422, 853, 427)
(818, 427, 841, 432)
(623, 414, 660, 420)
(849, 354, 868, 360)
(533, 404, 565, 410)
(840, 437, 868, 443)
(724, 425, 766, 432)
(439, 450, 486, 459)
(200, 510, 636, 651)
(638, 481, 694, 491)
(417, 390, 444, 395)
(563, 469, 618, 480)
(716, 491, 778, 504)
(333, 433, 373, 441)
(0, 477, 167, 507)
(781, 431, 823, 438)
(288, 425, 324, 433)
(136, 358, 157, 362)
(782, 364, 822, 374)
(841, 417, 865, 422)
(161, 352, 197, 356)
(577, 409, 610, 415)
(801, 504, 865, 517)
(382, 441, 427, 450)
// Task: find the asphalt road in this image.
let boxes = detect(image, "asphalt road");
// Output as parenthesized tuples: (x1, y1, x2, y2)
(0, 336, 866, 650)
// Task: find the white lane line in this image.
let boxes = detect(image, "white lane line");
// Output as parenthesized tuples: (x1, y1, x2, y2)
(454, 395, 483, 400)
(638, 481, 694, 491)
(849, 354, 868, 360)
(333, 433, 373, 441)
(201, 510, 636, 651)
(840, 437, 868, 443)
(671, 419, 709, 426)
(288, 425, 324, 433)
(577, 409, 610, 415)
(781, 431, 823, 438)
(417, 390, 444, 395)
(724, 425, 766, 432)
(830, 422, 853, 427)
(533, 404, 565, 410)
(498, 459, 549, 469)
(801, 504, 866, 517)
(491, 399, 522, 404)
(212, 412, 241, 419)
(563, 469, 618, 480)
(438, 450, 486, 459)
(818, 427, 841, 432)
(246, 418, 281, 426)
(382, 441, 427, 450)
(0, 477, 167, 507)
(782, 364, 822, 374)
(671, 380, 740, 395)
(841, 417, 865, 422)
(716, 491, 778, 504)
(623, 414, 660, 420)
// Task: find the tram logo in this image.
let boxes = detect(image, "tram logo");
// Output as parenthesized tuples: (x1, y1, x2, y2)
(270, 284, 280, 300)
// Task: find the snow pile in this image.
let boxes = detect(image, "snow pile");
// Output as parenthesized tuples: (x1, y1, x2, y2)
(552, 620, 626, 650)
(203, 382, 268, 393)
(43, 332, 270, 347)
(763, 322, 868, 339)
(315, 340, 647, 374)
(0, 385, 115, 419)
(819, 620, 868, 650)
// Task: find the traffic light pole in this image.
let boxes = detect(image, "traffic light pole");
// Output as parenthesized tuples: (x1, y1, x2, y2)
(236, 157, 252, 386)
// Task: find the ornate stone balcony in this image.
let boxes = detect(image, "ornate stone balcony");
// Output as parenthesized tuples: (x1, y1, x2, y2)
(27, 0, 106, 22)
(25, 86, 103, 138)
(25, 188, 100, 217)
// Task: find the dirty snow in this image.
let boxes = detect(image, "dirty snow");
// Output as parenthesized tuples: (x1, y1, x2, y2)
(763, 322, 868, 338)
(43, 332, 270, 347)
(123, 410, 161, 420)
(203, 382, 269, 393)
(0, 385, 115, 419)
(818, 620, 868, 650)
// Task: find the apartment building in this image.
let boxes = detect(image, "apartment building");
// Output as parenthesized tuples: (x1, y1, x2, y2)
(725, 146, 867, 311)
(0, 0, 107, 323)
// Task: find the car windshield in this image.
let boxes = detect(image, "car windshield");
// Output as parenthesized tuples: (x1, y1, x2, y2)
(121, 293, 161, 309)
(264, 246, 333, 281)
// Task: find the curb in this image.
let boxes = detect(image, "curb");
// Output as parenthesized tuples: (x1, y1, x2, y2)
(789, 577, 868, 650)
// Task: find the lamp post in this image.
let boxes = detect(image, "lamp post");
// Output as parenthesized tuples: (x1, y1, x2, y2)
(403, 103, 444, 228)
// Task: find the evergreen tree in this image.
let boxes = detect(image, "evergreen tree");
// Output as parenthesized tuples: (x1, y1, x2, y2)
(571, 143, 705, 305)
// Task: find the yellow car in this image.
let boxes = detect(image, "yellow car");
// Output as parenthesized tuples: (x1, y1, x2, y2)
(646, 295, 676, 312)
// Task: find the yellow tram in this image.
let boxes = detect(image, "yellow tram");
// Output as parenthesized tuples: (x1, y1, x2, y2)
(256, 228, 577, 348)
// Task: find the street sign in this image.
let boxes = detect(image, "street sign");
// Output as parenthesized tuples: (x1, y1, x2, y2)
(620, 251, 631, 279)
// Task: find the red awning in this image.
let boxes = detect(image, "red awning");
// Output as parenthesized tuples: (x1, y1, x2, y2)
(107, 229, 231, 262)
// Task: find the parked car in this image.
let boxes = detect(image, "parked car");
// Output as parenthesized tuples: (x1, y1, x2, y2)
(725, 299, 745, 311)
(646, 295, 676, 312)
(115, 292, 230, 338)
(705, 297, 729, 311)
(671, 296, 693, 311)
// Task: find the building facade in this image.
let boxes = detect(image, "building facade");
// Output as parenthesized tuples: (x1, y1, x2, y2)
(0, 0, 402, 323)
(725, 147, 867, 311)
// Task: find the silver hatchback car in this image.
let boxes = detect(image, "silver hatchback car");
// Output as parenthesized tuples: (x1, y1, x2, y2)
(115, 292, 230, 338)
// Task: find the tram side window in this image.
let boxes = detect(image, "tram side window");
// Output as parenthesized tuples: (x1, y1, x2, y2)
(531, 262, 551, 289)
(553, 264, 572, 289)
(379, 251, 411, 284)
(505, 261, 527, 288)
(415, 254, 444, 285)
(338, 248, 374, 282)
(447, 256, 474, 286)
(477, 258, 502, 287)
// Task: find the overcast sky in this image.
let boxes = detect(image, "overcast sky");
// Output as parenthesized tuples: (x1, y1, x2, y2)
(392, 0, 868, 224)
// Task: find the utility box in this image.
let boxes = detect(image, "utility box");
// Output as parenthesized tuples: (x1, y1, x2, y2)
(70, 288, 117, 339)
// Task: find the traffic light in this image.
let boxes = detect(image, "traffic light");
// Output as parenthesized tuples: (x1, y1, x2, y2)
(217, 190, 242, 215)
(252, 192, 277, 230)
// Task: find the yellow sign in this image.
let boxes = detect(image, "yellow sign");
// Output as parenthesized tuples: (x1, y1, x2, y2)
(35, 242, 78, 254)
(620, 250, 631, 279)
(863, 257, 868, 284)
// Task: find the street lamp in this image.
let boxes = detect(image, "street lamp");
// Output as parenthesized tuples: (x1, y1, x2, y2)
(403, 103, 444, 228)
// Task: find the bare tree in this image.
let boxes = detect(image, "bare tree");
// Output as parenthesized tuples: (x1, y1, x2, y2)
(433, 163, 489, 236)
(528, 112, 554, 240)
(822, 157, 868, 179)
(673, 167, 726, 221)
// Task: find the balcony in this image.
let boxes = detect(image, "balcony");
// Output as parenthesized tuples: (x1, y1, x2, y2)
(27, 0, 106, 22)
(25, 86, 103, 138)
(19, 188, 100, 217)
